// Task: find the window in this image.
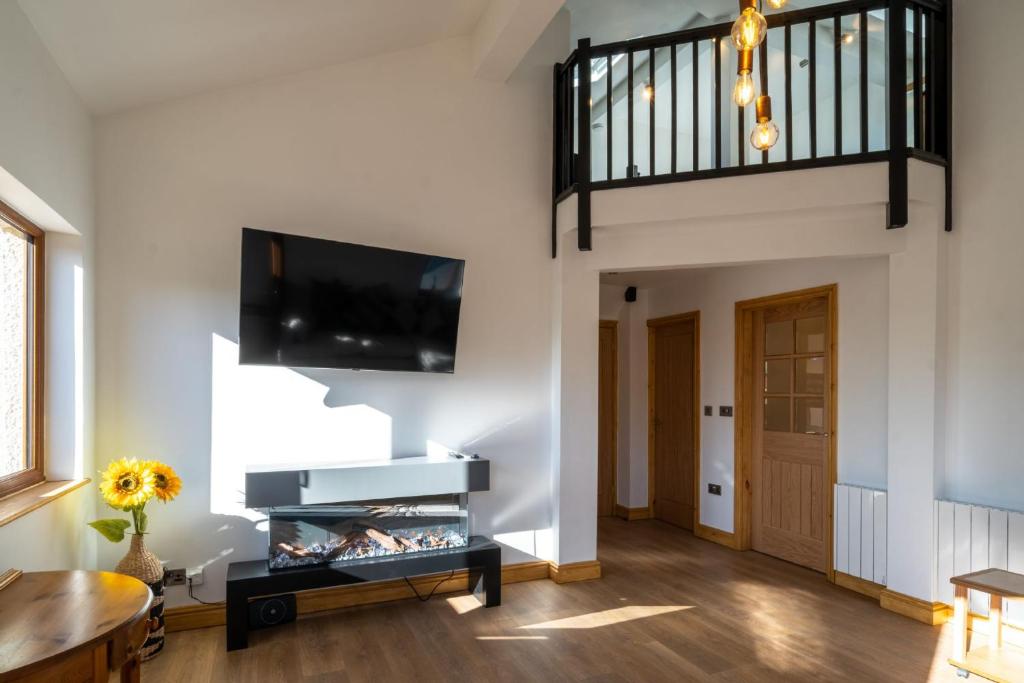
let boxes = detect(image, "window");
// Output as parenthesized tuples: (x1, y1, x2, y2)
(0, 201, 43, 497)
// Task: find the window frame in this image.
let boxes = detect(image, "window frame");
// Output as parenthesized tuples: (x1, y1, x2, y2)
(0, 199, 45, 498)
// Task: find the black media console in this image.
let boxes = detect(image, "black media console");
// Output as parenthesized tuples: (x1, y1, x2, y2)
(225, 535, 501, 650)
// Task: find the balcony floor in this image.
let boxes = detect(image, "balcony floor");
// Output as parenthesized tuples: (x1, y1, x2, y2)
(141, 517, 965, 682)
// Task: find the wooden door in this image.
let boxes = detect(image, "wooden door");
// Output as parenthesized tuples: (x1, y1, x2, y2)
(650, 316, 697, 530)
(597, 321, 617, 517)
(751, 297, 830, 572)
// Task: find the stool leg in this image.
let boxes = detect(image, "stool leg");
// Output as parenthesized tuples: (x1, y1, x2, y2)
(952, 585, 969, 663)
(990, 593, 1003, 648)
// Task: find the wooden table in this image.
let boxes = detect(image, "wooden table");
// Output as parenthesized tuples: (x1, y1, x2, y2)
(0, 570, 153, 682)
(950, 569, 1024, 681)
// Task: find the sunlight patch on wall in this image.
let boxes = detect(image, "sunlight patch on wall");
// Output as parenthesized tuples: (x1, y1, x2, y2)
(210, 334, 393, 519)
(494, 528, 554, 561)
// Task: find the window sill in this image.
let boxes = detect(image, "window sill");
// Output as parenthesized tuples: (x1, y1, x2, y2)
(0, 478, 91, 528)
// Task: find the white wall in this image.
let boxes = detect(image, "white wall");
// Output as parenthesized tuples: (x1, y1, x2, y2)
(0, 0, 95, 569)
(601, 256, 889, 531)
(95, 23, 567, 604)
(942, 0, 1024, 512)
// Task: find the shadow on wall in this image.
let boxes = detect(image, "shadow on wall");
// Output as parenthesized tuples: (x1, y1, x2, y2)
(203, 333, 553, 579)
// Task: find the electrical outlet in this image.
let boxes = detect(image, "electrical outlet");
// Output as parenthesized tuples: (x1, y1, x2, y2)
(164, 567, 186, 586)
(719, 405, 733, 417)
(187, 567, 204, 587)
(708, 483, 722, 496)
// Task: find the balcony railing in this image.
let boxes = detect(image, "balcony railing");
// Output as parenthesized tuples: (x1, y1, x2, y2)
(552, 0, 951, 256)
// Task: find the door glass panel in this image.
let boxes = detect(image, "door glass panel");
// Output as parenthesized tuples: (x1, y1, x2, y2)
(765, 320, 794, 356)
(764, 397, 790, 432)
(795, 356, 825, 394)
(795, 316, 825, 353)
(795, 397, 825, 434)
(764, 359, 791, 394)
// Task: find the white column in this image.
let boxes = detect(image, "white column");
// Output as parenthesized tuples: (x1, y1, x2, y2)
(549, 231, 599, 565)
(886, 202, 945, 601)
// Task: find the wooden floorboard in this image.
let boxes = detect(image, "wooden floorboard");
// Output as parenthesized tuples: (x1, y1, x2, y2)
(139, 518, 964, 682)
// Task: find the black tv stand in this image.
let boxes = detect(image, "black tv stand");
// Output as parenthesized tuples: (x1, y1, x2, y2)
(225, 536, 501, 650)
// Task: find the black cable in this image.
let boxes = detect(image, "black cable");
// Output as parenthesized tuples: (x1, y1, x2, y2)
(403, 570, 455, 602)
(187, 576, 225, 606)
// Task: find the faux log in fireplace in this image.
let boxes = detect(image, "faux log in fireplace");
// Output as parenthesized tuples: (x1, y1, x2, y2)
(228, 454, 498, 651)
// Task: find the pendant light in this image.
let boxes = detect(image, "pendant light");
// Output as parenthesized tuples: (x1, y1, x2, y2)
(733, 48, 756, 107)
(751, 96, 780, 151)
(731, 0, 767, 51)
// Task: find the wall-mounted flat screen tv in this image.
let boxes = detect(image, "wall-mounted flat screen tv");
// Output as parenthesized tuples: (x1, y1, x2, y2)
(239, 228, 465, 372)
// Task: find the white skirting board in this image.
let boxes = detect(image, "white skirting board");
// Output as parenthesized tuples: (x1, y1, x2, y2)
(935, 499, 1024, 626)
(834, 484, 886, 585)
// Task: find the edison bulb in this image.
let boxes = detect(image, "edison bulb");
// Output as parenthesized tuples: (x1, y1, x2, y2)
(766, 0, 787, 8)
(731, 8, 767, 50)
(751, 119, 780, 150)
(733, 73, 755, 107)
(642, 83, 654, 101)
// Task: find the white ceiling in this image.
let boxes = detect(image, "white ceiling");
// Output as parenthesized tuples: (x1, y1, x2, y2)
(19, 0, 492, 115)
(566, 0, 842, 46)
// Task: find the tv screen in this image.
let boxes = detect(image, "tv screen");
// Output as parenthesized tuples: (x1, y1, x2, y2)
(239, 228, 465, 372)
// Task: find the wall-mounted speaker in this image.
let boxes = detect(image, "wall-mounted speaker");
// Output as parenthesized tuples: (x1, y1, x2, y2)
(624, 286, 637, 303)
(248, 593, 296, 630)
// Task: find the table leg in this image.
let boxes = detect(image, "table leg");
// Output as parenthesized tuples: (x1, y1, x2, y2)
(952, 585, 969, 663)
(226, 585, 249, 651)
(120, 653, 141, 683)
(990, 593, 1003, 648)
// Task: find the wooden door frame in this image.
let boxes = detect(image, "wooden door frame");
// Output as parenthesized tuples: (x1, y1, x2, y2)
(647, 311, 701, 530)
(734, 284, 838, 581)
(599, 320, 618, 515)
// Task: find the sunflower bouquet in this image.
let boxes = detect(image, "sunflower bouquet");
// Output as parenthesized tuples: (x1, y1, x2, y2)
(88, 458, 182, 542)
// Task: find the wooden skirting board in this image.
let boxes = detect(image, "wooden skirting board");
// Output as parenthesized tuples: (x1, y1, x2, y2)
(833, 571, 885, 601)
(694, 523, 739, 550)
(879, 589, 952, 625)
(614, 505, 651, 521)
(166, 558, 599, 633)
(548, 560, 602, 584)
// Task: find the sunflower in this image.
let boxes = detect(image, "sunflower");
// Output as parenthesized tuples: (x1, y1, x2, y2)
(99, 458, 155, 509)
(147, 461, 182, 502)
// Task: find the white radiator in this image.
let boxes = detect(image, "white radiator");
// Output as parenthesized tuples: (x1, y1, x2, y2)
(834, 484, 887, 585)
(935, 499, 1024, 625)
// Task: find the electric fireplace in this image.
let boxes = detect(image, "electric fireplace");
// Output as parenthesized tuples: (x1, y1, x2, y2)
(267, 494, 469, 569)
(245, 455, 489, 571)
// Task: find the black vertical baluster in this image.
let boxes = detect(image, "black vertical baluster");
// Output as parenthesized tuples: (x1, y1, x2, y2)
(913, 7, 922, 150)
(860, 9, 868, 153)
(607, 55, 613, 180)
(943, 0, 952, 231)
(649, 47, 655, 175)
(927, 10, 937, 153)
(785, 24, 793, 162)
(809, 20, 817, 159)
(671, 45, 678, 174)
(714, 37, 722, 169)
(738, 104, 745, 167)
(760, 32, 769, 164)
(577, 40, 591, 251)
(627, 51, 634, 177)
(888, 0, 908, 229)
(551, 63, 560, 258)
(692, 40, 699, 171)
(834, 16, 842, 156)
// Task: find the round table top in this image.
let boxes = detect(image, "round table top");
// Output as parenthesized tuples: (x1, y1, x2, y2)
(0, 570, 152, 677)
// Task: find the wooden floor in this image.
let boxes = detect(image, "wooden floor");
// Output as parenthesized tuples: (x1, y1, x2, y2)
(142, 518, 965, 682)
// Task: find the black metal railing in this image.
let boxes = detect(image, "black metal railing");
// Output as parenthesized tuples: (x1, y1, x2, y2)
(552, 0, 951, 256)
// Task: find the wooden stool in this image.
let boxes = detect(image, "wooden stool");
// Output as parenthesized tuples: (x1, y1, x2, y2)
(0, 570, 153, 682)
(950, 569, 1024, 681)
